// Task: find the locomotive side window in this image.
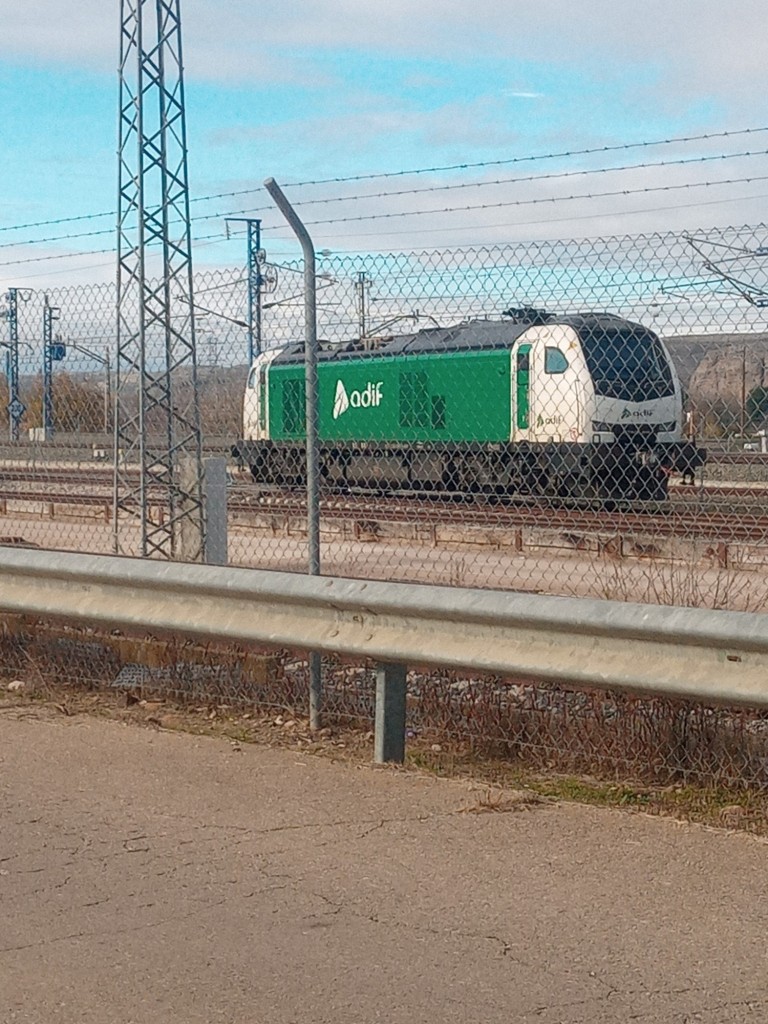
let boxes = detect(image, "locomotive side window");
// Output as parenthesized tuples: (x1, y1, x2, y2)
(247, 367, 258, 389)
(431, 394, 446, 430)
(544, 348, 568, 374)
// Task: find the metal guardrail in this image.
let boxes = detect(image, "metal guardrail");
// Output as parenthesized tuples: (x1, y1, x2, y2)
(1, 547, 768, 760)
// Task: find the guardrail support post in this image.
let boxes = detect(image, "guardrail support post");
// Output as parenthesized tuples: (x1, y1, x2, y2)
(374, 662, 407, 764)
(203, 457, 228, 566)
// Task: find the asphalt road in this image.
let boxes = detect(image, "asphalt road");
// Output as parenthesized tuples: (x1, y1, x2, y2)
(1, 708, 767, 1023)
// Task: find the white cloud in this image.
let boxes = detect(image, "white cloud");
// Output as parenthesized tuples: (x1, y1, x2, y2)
(2, 0, 768, 286)
(2, 0, 767, 112)
(251, 148, 768, 253)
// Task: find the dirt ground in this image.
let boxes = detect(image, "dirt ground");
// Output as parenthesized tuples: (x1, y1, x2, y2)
(1, 706, 767, 1024)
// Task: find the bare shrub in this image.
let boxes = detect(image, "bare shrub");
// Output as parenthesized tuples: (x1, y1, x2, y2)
(600, 555, 768, 612)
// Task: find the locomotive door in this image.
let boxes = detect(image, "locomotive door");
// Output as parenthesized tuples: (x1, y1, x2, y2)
(515, 344, 532, 432)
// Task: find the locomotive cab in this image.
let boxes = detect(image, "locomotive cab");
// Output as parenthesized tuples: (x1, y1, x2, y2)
(502, 314, 701, 500)
(568, 315, 702, 499)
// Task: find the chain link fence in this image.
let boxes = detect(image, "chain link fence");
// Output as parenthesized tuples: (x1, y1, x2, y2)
(3, 223, 768, 611)
(3, 620, 768, 824)
(5, 223, 768, 802)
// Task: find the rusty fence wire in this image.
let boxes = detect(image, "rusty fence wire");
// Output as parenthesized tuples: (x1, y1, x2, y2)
(3, 617, 768, 812)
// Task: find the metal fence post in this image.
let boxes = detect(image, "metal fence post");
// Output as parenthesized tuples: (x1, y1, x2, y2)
(374, 662, 408, 764)
(264, 176, 322, 731)
(176, 456, 205, 562)
(203, 457, 228, 566)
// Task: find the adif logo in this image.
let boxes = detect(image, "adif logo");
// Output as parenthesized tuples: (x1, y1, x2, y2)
(621, 407, 654, 420)
(333, 380, 350, 419)
(332, 380, 383, 419)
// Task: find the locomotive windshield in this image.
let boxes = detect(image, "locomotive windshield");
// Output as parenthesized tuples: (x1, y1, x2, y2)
(579, 326, 674, 402)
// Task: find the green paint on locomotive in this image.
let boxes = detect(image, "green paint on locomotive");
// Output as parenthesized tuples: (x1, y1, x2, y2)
(268, 349, 512, 444)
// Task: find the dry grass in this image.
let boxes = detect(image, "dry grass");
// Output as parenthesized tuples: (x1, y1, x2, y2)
(3, 615, 768, 836)
(3, 684, 767, 835)
(457, 787, 541, 815)
(600, 554, 768, 612)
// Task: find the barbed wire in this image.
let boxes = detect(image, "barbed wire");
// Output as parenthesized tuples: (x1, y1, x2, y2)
(1, 125, 766, 238)
(261, 174, 768, 233)
(219, 148, 768, 219)
(3, 150, 767, 255)
(3, 185, 768, 273)
(319, 194, 768, 245)
(280, 126, 768, 187)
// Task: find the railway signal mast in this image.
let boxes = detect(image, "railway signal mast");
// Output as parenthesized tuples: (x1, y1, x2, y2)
(114, 0, 204, 560)
(42, 297, 62, 439)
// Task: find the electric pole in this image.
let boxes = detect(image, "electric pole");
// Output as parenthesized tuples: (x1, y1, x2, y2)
(115, 0, 204, 560)
(42, 297, 61, 438)
(226, 217, 263, 363)
(4, 289, 27, 441)
(355, 271, 369, 341)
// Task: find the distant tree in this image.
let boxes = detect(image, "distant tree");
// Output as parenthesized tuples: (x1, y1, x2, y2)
(23, 372, 107, 434)
(198, 370, 242, 438)
(700, 399, 740, 439)
(747, 385, 768, 429)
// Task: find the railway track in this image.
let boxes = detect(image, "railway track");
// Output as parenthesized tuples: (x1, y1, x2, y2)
(5, 477, 768, 545)
(2, 457, 768, 498)
(230, 490, 768, 543)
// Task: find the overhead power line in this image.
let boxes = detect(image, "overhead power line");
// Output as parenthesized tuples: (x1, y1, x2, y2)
(1, 124, 767, 238)
(2, 146, 767, 252)
(0, 231, 229, 269)
(260, 173, 768, 233)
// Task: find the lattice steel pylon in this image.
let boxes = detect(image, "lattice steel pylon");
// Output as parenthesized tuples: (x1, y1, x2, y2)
(114, 0, 204, 560)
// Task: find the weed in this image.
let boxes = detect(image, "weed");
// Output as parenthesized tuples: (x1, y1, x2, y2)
(600, 554, 768, 612)
(458, 787, 541, 814)
(4, 617, 768, 835)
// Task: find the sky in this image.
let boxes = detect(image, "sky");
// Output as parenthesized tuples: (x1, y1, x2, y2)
(1, 0, 768, 292)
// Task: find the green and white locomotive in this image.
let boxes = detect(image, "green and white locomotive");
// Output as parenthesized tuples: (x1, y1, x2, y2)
(232, 309, 704, 502)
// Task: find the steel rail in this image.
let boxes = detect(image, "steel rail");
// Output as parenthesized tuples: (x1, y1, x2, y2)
(1, 547, 768, 708)
(4, 485, 768, 543)
(229, 491, 768, 543)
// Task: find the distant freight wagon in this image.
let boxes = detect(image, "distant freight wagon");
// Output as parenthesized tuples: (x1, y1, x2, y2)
(232, 309, 705, 503)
